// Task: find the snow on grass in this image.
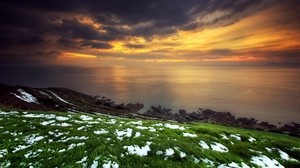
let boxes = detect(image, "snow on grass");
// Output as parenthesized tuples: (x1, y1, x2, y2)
(251, 155, 284, 168)
(41, 120, 56, 126)
(58, 136, 88, 143)
(135, 126, 148, 130)
(77, 126, 85, 130)
(48, 90, 73, 105)
(51, 122, 71, 127)
(94, 129, 109, 135)
(165, 148, 175, 156)
(220, 134, 229, 140)
(210, 142, 229, 153)
(124, 142, 152, 157)
(11, 89, 38, 103)
(115, 128, 132, 140)
(12, 145, 31, 153)
(174, 147, 186, 158)
(156, 150, 163, 155)
(23, 113, 56, 119)
(199, 140, 210, 149)
(102, 160, 119, 168)
(76, 156, 88, 167)
(164, 123, 185, 130)
(128, 121, 143, 125)
(217, 162, 251, 168)
(183, 132, 197, 137)
(48, 131, 66, 138)
(230, 134, 241, 141)
(106, 119, 117, 124)
(56, 116, 69, 121)
(67, 143, 85, 150)
(134, 132, 141, 138)
(0, 149, 8, 158)
(248, 137, 256, 143)
(24, 149, 43, 159)
(24, 134, 45, 145)
(201, 158, 215, 167)
(79, 115, 93, 121)
(90, 160, 98, 168)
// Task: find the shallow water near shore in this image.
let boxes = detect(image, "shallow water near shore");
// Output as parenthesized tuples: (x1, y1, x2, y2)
(1, 65, 300, 124)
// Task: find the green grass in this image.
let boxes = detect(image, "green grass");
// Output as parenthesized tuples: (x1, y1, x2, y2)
(0, 109, 299, 168)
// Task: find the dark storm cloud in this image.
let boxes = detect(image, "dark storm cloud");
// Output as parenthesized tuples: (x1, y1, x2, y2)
(1, 0, 299, 65)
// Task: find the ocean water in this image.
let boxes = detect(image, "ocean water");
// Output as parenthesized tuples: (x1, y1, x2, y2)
(1, 65, 300, 123)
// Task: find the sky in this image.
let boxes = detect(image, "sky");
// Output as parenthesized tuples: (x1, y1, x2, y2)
(1, 0, 300, 67)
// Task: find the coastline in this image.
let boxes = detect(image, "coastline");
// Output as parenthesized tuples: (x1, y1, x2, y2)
(1, 83, 299, 137)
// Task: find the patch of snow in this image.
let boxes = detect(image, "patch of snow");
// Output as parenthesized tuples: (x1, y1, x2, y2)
(94, 129, 109, 135)
(76, 156, 88, 167)
(87, 121, 99, 124)
(11, 89, 38, 103)
(115, 128, 133, 140)
(41, 120, 55, 126)
(249, 149, 263, 154)
(51, 122, 71, 127)
(48, 90, 73, 105)
(56, 116, 69, 121)
(0, 111, 9, 115)
(67, 143, 85, 150)
(136, 126, 148, 130)
(102, 160, 119, 168)
(192, 155, 200, 163)
(23, 113, 56, 119)
(12, 145, 31, 153)
(230, 134, 241, 141)
(128, 121, 143, 125)
(152, 123, 164, 127)
(210, 142, 229, 153)
(199, 140, 210, 149)
(80, 115, 93, 121)
(39, 91, 51, 98)
(0, 149, 8, 158)
(106, 119, 117, 124)
(58, 149, 66, 153)
(24, 134, 45, 145)
(165, 148, 175, 156)
(251, 155, 284, 168)
(265, 147, 272, 152)
(58, 136, 88, 142)
(91, 160, 98, 168)
(183, 132, 197, 137)
(123, 142, 152, 157)
(156, 150, 163, 155)
(277, 149, 295, 161)
(164, 123, 185, 130)
(201, 158, 215, 166)
(77, 126, 85, 130)
(134, 132, 141, 138)
(220, 134, 229, 140)
(248, 137, 256, 143)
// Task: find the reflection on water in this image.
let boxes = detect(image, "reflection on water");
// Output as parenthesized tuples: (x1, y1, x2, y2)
(1, 65, 300, 123)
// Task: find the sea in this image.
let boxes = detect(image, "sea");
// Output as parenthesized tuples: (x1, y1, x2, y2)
(1, 64, 300, 124)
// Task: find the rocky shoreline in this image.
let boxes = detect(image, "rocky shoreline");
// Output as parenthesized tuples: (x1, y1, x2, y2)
(1, 83, 299, 137)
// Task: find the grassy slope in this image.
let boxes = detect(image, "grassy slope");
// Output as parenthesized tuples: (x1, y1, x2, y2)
(0, 110, 299, 168)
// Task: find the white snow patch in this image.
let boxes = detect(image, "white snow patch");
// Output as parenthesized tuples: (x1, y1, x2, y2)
(11, 89, 38, 103)
(0, 149, 8, 158)
(123, 142, 152, 157)
(77, 126, 85, 130)
(12, 145, 31, 153)
(102, 160, 119, 168)
(192, 155, 200, 163)
(164, 123, 185, 130)
(217, 162, 250, 168)
(183, 132, 197, 137)
(48, 90, 73, 105)
(115, 128, 132, 140)
(56, 116, 69, 121)
(152, 123, 164, 127)
(251, 155, 284, 168)
(201, 158, 215, 166)
(128, 121, 143, 125)
(58, 136, 88, 142)
(41, 120, 55, 126)
(24, 134, 45, 145)
(51, 122, 71, 127)
(106, 119, 117, 124)
(220, 134, 229, 140)
(23, 113, 56, 119)
(76, 156, 88, 167)
(136, 126, 148, 130)
(199, 140, 210, 149)
(248, 137, 256, 142)
(165, 148, 175, 156)
(91, 160, 98, 168)
(156, 150, 163, 155)
(230, 134, 241, 141)
(94, 129, 109, 135)
(134, 132, 141, 138)
(80, 115, 93, 121)
(67, 143, 85, 150)
(210, 142, 229, 153)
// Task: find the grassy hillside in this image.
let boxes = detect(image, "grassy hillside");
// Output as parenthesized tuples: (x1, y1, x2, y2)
(0, 109, 299, 168)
